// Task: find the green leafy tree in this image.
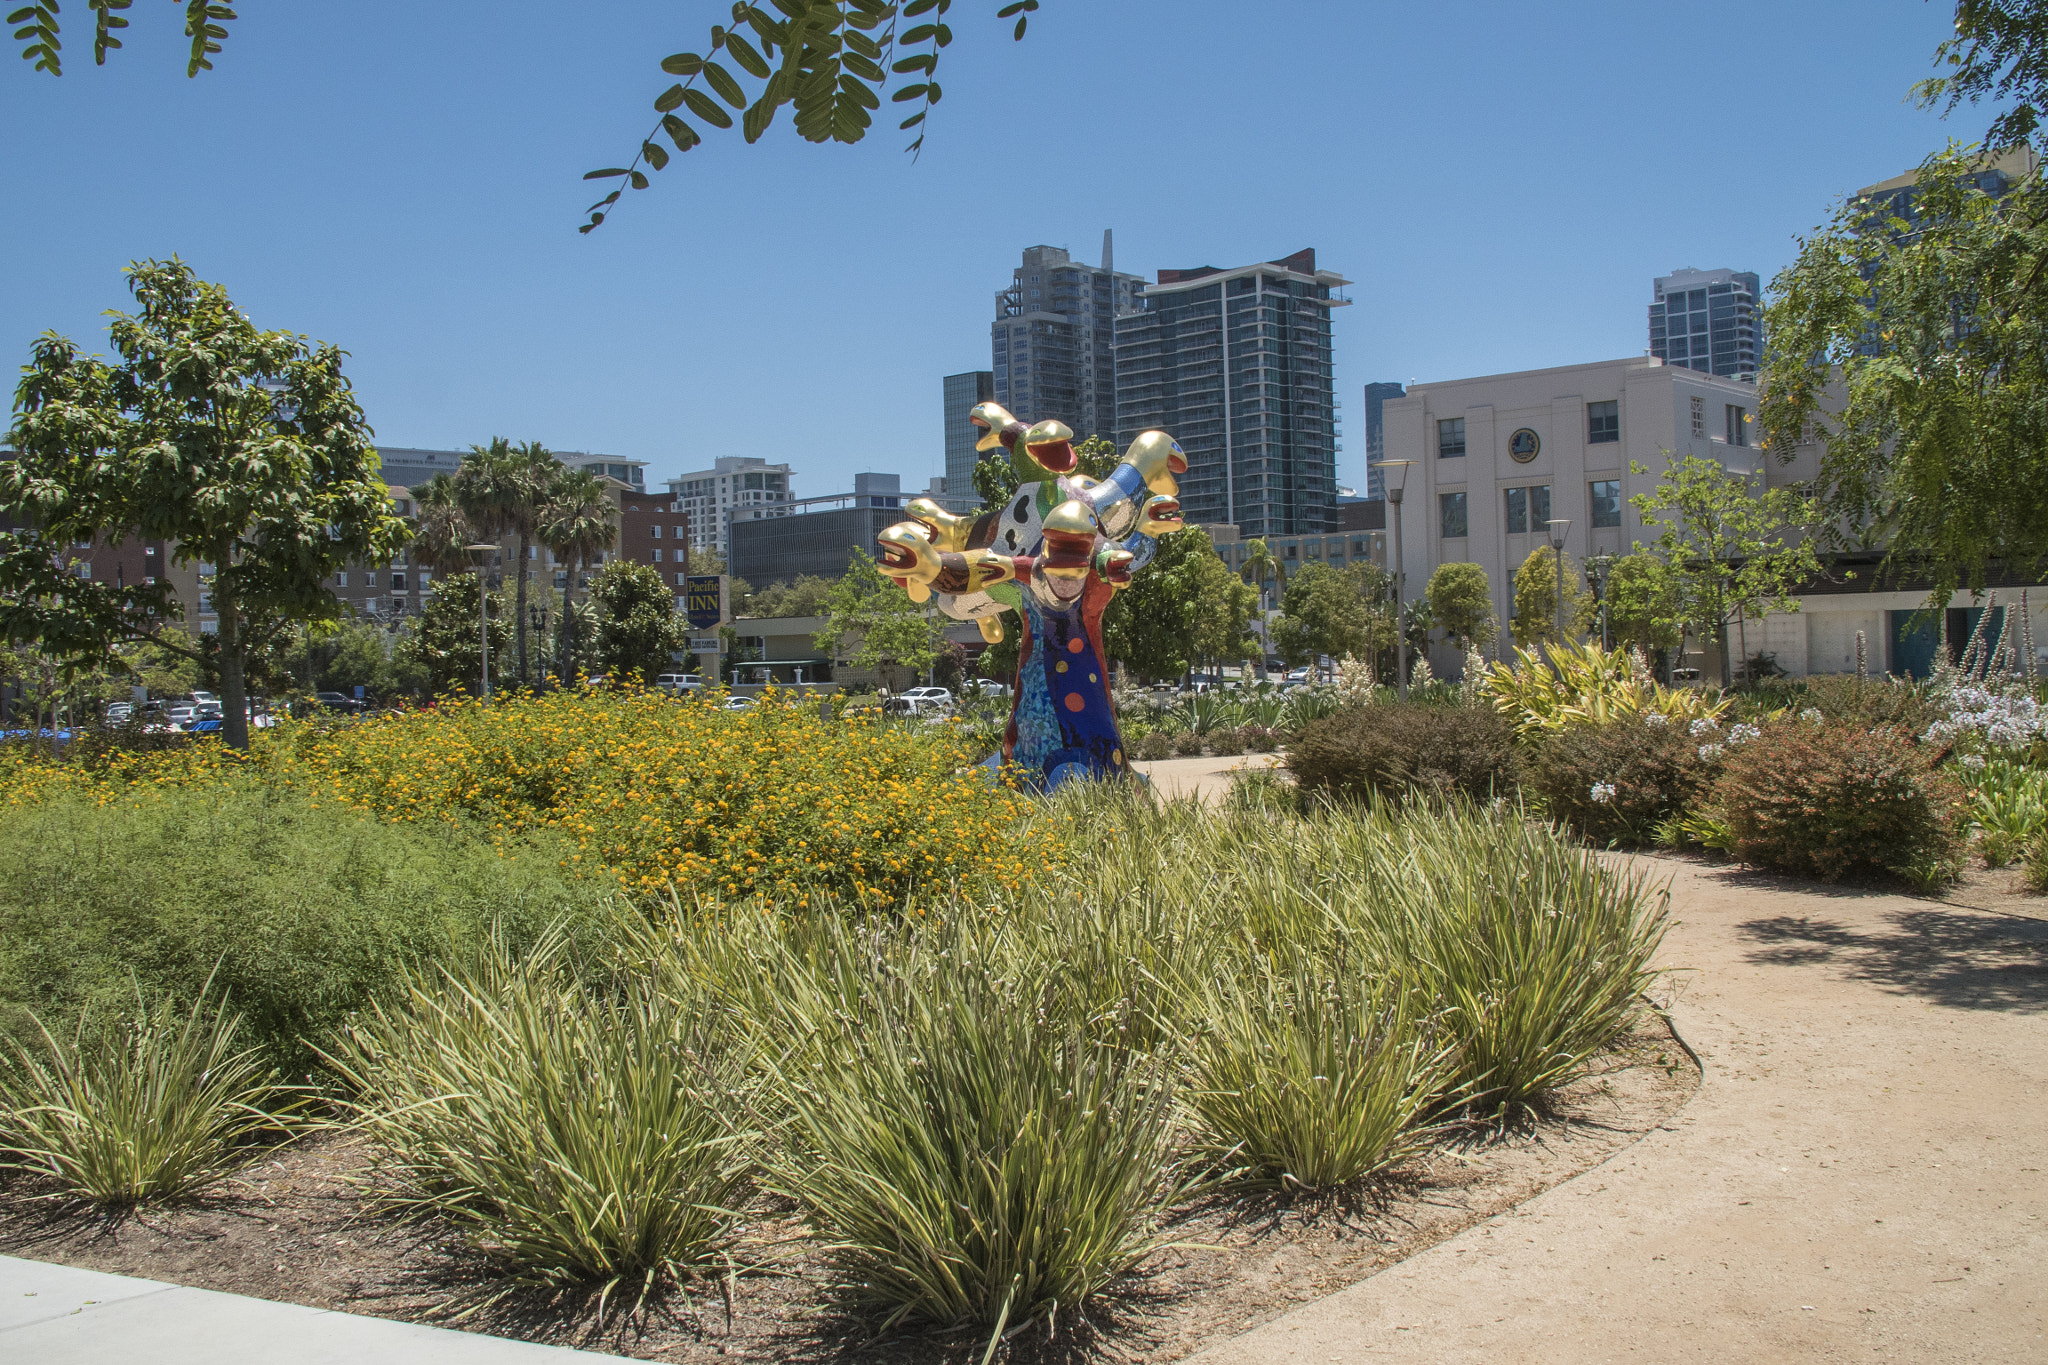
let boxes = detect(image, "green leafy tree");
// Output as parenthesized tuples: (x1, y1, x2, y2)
(1270, 562, 1373, 669)
(1425, 561, 1495, 648)
(1601, 552, 1682, 658)
(0, 259, 409, 748)
(1100, 530, 1254, 682)
(1629, 455, 1823, 686)
(815, 546, 945, 682)
(1510, 548, 1597, 650)
(586, 561, 690, 683)
(311, 619, 401, 702)
(1914, 0, 2048, 148)
(535, 468, 618, 677)
(740, 574, 834, 618)
(394, 573, 513, 698)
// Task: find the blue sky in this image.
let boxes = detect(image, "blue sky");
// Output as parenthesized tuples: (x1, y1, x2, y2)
(0, 1, 1973, 496)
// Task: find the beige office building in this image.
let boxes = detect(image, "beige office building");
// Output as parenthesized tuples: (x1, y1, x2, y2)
(1382, 355, 2048, 680)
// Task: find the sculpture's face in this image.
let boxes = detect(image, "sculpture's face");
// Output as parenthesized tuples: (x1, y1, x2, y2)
(969, 402, 1077, 480)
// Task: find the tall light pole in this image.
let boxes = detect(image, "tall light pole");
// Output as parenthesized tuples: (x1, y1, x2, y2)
(1383, 461, 1416, 699)
(466, 543, 499, 700)
(1547, 518, 1572, 648)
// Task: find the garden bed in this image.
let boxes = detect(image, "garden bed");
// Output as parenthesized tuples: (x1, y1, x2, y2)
(0, 1017, 1696, 1363)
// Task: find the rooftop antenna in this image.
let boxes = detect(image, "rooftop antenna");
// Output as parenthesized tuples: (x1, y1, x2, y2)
(1102, 228, 1113, 275)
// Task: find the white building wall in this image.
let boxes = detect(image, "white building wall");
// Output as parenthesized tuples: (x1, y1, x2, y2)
(1381, 356, 2048, 678)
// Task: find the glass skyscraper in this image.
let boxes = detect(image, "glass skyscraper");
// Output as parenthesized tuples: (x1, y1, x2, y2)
(1648, 268, 1760, 381)
(1114, 249, 1350, 540)
(990, 236, 1144, 441)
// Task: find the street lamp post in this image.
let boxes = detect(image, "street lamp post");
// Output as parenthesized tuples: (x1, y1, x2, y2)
(1547, 518, 1572, 649)
(465, 543, 498, 700)
(1383, 461, 1416, 699)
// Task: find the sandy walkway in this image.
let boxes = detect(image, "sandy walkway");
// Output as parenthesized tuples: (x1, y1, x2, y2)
(1188, 856, 2048, 1364)
(1132, 752, 1285, 803)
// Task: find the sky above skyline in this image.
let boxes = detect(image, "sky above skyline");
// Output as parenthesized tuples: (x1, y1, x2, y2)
(1, 1, 1977, 497)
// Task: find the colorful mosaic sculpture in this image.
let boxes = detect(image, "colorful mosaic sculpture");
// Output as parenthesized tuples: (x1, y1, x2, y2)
(874, 404, 1185, 788)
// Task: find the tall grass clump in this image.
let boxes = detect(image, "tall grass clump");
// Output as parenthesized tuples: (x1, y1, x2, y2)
(1180, 953, 1450, 1190)
(0, 983, 300, 1205)
(736, 910, 1182, 1335)
(328, 930, 751, 1312)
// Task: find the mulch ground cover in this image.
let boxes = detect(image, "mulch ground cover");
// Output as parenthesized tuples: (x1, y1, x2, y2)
(0, 1019, 1698, 1364)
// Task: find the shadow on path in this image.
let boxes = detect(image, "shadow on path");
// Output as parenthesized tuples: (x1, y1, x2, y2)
(1736, 906, 2048, 1012)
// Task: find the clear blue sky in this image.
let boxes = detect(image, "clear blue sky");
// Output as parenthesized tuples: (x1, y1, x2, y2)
(0, 1, 1973, 496)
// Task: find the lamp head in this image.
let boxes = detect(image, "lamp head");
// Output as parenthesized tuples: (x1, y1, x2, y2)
(1546, 518, 1571, 551)
(1382, 459, 1415, 505)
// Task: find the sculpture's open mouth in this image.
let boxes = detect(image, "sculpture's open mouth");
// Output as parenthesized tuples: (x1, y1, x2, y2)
(1027, 438, 1076, 474)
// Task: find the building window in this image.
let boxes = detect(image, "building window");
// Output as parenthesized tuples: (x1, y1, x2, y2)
(334, 572, 347, 587)
(674, 525, 687, 539)
(652, 548, 664, 563)
(1725, 404, 1750, 446)
(1588, 400, 1619, 445)
(1503, 485, 1551, 533)
(76, 562, 91, 579)
(1437, 417, 1466, 458)
(676, 572, 688, 586)
(390, 572, 407, 590)
(1439, 491, 1469, 538)
(364, 597, 379, 616)
(1590, 480, 1622, 528)
(364, 572, 376, 587)
(1689, 395, 1705, 439)
(650, 524, 662, 539)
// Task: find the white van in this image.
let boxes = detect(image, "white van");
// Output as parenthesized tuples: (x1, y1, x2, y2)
(655, 673, 704, 693)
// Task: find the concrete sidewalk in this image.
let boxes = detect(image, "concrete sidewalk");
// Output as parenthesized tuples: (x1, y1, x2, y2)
(1189, 857, 2048, 1363)
(0, 1254, 616, 1364)
(1132, 751, 1285, 804)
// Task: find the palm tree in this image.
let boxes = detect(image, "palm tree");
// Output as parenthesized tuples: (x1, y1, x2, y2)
(1239, 538, 1288, 609)
(455, 438, 563, 684)
(409, 474, 475, 575)
(537, 469, 617, 679)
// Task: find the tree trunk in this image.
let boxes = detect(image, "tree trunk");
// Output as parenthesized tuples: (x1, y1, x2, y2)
(514, 532, 531, 686)
(219, 603, 251, 751)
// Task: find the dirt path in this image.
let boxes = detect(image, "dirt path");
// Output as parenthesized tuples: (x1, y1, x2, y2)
(1188, 856, 2048, 1364)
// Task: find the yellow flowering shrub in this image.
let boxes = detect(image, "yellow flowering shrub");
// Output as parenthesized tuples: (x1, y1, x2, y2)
(2, 691, 1047, 909)
(277, 689, 1044, 907)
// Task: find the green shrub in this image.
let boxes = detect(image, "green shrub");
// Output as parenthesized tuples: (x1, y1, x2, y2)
(1223, 767, 1295, 814)
(1734, 674, 1941, 735)
(329, 930, 749, 1307)
(1171, 729, 1205, 757)
(1181, 956, 1448, 1189)
(1961, 757, 2048, 866)
(1288, 703, 1518, 805)
(1243, 724, 1279, 753)
(0, 983, 301, 1205)
(1208, 725, 1246, 756)
(1718, 719, 1963, 883)
(1528, 717, 1713, 846)
(1130, 730, 1172, 761)
(0, 787, 606, 1075)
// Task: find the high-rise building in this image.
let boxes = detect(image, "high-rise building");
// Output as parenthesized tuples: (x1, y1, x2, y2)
(1114, 248, 1350, 540)
(942, 370, 994, 491)
(666, 457, 794, 562)
(1648, 268, 1760, 381)
(1362, 381, 1405, 501)
(991, 233, 1145, 440)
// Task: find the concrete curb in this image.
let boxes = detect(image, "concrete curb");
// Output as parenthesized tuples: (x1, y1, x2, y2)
(1, 1254, 618, 1364)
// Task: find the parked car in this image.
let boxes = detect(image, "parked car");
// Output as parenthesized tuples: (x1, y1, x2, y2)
(900, 686, 954, 709)
(655, 673, 703, 693)
(164, 704, 198, 728)
(721, 695, 755, 711)
(313, 691, 364, 715)
(964, 679, 1010, 698)
(104, 702, 134, 723)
